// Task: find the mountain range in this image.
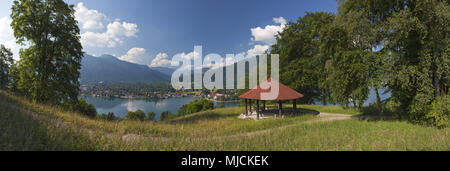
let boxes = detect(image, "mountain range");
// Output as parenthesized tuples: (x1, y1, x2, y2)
(80, 54, 172, 83)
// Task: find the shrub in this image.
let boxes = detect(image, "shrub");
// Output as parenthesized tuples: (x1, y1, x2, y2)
(97, 112, 117, 121)
(146, 112, 156, 121)
(125, 110, 146, 121)
(425, 95, 450, 128)
(62, 98, 97, 118)
(160, 111, 174, 121)
(177, 99, 215, 116)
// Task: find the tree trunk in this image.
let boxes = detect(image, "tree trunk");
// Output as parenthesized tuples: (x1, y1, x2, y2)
(374, 88, 383, 114)
(434, 73, 440, 97)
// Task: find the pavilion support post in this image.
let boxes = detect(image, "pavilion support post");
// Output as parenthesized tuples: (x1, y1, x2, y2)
(278, 100, 283, 117)
(249, 100, 252, 114)
(245, 99, 248, 116)
(256, 100, 260, 120)
(293, 99, 297, 115)
(263, 101, 266, 112)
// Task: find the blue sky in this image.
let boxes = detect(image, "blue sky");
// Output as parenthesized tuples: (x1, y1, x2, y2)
(0, 0, 337, 67)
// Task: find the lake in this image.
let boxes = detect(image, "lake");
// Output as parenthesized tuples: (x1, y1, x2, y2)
(83, 96, 240, 120)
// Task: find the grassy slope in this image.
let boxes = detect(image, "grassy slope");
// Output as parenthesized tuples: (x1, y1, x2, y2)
(0, 91, 448, 151)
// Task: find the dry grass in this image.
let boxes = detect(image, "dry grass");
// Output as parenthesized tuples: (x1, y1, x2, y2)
(1, 90, 448, 151)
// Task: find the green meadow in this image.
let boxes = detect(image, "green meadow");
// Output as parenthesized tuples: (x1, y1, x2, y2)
(1, 91, 448, 151)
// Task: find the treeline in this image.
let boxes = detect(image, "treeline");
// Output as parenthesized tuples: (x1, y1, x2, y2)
(271, 0, 449, 127)
(82, 82, 175, 96)
(97, 98, 214, 122)
(97, 110, 172, 122)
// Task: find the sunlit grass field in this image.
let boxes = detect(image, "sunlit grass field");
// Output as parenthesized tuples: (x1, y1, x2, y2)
(1, 90, 448, 151)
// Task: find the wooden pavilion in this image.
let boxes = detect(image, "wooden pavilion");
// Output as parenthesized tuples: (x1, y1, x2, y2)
(239, 77, 304, 120)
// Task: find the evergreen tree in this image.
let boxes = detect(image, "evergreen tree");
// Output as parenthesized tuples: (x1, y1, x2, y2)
(0, 45, 14, 89)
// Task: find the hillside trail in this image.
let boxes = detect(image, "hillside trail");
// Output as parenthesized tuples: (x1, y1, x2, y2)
(9, 101, 361, 142)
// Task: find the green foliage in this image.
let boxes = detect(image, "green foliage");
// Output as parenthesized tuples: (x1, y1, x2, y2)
(177, 99, 215, 116)
(62, 98, 97, 118)
(125, 110, 146, 121)
(97, 112, 118, 121)
(271, 12, 335, 104)
(160, 111, 175, 121)
(10, 0, 83, 104)
(146, 112, 156, 121)
(7, 63, 20, 92)
(272, 0, 449, 126)
(383, 0, 449, 124)
(326, 50, 371, 108)
(0, 45, 14, 89)
(425, 95, 450, 127)
(382, 97, 404, 116)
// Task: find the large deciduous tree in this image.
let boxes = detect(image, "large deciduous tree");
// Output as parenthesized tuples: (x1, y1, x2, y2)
(385, 0, 449, 124)
(271, 12, 335, 104)
(10, 0, 83, 104)
(335, 0, 449, 124)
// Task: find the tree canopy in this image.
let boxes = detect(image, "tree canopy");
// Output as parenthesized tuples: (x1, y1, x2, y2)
(10, 0, 83, 104)
(271, 0, 449, 126)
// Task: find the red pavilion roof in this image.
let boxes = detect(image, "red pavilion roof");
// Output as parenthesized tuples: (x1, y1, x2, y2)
(239, 77, 304, 101)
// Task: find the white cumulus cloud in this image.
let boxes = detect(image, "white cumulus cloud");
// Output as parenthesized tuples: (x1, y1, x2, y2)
(75, 3, 106, 30)
(81, 21, 138, 48)
(76, 3, 139, 48)
(150, 53, 171, 67)
(180, 51, 201, 60)
(119, 47, 150, 64)
(247, 44, 270, 55)
(119, 48, 171, 68)
(250, 17, 287, 45)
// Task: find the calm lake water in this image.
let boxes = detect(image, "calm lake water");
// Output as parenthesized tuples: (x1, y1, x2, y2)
(83, 96, 240, 120)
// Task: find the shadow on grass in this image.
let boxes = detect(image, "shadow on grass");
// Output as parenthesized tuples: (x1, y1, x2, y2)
(297, 108, 320, 115)
(359, 105, 409, 122)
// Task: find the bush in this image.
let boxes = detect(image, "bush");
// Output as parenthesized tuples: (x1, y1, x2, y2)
(177, 99, 215, 116)
(125, 110, 146, 121)
(97, 112, 117, 121)
(425, 95, 450, 128)
(146, 112, 156, 121)
(160, 111, 175, 121)
(62, 98, 97, 118)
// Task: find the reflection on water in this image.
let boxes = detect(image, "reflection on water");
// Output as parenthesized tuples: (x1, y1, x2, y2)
(82, 96, 240, 120)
